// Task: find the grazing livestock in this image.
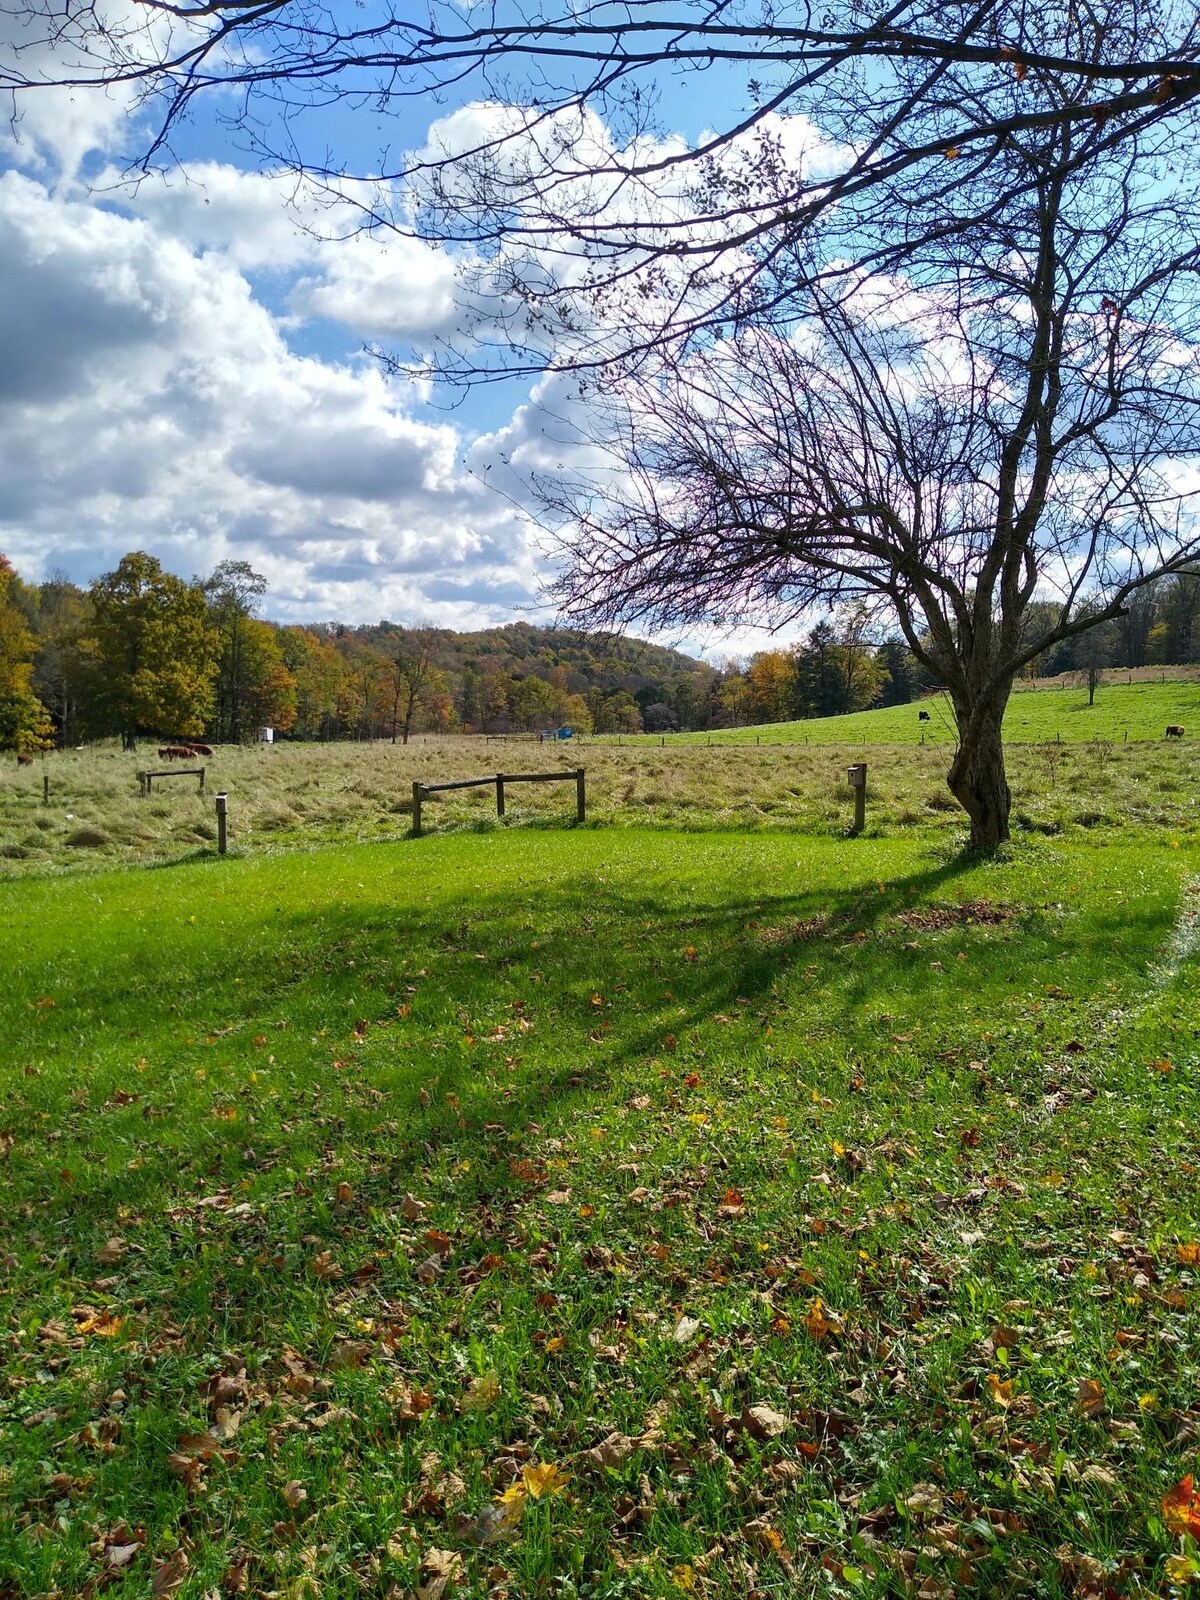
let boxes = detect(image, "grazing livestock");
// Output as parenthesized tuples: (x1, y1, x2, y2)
(16, 753, 33, 766)
(918, 710, 931, 723)
(1166, 725, 1185, 739)
(158, 745, 196, 761)
(188, 743, 214, 758)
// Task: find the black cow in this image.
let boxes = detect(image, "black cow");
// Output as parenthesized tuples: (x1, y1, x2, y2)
(918, 710, 931, 723)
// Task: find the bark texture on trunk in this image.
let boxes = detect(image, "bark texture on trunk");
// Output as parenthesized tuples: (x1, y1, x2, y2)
(948, 698, 1011, 848)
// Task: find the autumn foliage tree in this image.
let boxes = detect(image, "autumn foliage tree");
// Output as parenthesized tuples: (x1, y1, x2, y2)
(85, 552, 218, 750)
(0, 554, 54, 756)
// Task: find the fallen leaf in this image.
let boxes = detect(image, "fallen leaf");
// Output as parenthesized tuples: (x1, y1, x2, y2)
(417, 1548, 464, 1600)
(905, 1483, 944, 1517)
(745, 1402, 790, 1440)
(282, 1480, 308, 1510)
(521, 1462, 570, 1499)
(987, 1373, 1014, 1409)
(74, 1309, 124, 1338)
(673, 1314, 701, 1345)
(803, 1298, 842, 1341)
(716, 1188, 746, 1216)
(105, 1541, 143, 1570)
(309, 1251, 341, 1281)
(586, 1431, 636, 1468)
(1163, 1475, 1200, 1538)
(97, 1238, 126, 1265)
(151, 1549, 189, 1598)
(1077, 1378, 1106, 1418)
(462, 1372, 501, 1411)
(400, 1192, 427, 1220)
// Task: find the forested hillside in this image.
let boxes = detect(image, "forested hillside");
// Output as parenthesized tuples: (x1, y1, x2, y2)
(4, 548, 1200, 751)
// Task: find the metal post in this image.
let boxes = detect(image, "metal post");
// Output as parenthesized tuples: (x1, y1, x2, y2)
(199, 766, 205, 794)
(496, 774, 505, 817)
(215, 792, 228, 855)
(411, 782, 423, 838)
(43, 774, 49, 805)
(576, 767, 586, 823)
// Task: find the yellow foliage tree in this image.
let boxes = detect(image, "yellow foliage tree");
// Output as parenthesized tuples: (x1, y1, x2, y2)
(0, 554, 54, 755)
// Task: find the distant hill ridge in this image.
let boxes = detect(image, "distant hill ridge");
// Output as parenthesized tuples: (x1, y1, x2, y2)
(346, 619, 713, 692)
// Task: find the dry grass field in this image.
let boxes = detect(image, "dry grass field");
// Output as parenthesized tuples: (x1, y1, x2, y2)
(2, 726, 1198, 876)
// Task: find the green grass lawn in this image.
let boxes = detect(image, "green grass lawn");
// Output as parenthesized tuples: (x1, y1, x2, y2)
(2, 829, 1199, 1598)
(624, 679, 1200, 747)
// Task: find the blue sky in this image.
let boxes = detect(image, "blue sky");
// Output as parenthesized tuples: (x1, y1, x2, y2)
(0, 7, 803, 657)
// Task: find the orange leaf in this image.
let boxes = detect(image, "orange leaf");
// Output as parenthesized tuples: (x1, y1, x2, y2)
(1162, 1475, 1200, 1538)
(802, 1298, 842, 1341)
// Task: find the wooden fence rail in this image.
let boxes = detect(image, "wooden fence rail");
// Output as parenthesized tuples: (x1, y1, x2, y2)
(411, 768, 585, 837)
(138, 766, 205, 797)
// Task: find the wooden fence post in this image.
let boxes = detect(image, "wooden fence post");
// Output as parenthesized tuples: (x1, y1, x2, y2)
(412, 782, 423, 838)
(215, 792, 228, 855)
(42, 773, 49, 805)
(576, 767, 586, 823)
(496, 774, 506, 817)
(199, 767, 206, 794)
(847, 763, 867, 835)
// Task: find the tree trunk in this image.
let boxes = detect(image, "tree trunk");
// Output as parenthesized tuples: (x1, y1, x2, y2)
(948, 695, 1011, 848)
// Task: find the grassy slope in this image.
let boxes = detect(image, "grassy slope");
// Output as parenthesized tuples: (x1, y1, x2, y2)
(2, 830, 1199, 1597)
(636, 680, 1200, 746)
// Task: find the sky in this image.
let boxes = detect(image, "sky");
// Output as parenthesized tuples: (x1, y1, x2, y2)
(0, 5, 810, 659)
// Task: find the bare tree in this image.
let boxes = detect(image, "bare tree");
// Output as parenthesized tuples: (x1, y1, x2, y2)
(524, 75, 1200, 844)
(386, 626, 439, 745)
(5, 0, 1200, 376)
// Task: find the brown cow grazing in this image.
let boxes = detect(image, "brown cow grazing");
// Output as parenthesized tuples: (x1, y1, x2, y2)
(17, 754, 33, 766)
(1166, 725, 1185, 739)
(918, 710, 931, 723)
(188, 742, 213, 758)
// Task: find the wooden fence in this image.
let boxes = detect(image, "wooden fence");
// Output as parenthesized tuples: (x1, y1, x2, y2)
(411, 768, 585, 837)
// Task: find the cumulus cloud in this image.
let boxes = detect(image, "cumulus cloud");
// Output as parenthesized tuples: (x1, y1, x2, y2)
(0, 169, 545, 626)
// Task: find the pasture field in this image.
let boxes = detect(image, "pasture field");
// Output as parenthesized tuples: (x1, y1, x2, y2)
(3, 704, 1200, 879)
(1, 828, 1199, 1598)
(625, 680, 1200, 748)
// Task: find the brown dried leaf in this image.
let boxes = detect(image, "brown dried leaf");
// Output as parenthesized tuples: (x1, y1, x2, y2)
(151, 1549, 189, 1598)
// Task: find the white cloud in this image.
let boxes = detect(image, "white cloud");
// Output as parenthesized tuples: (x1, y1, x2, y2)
(0, 170, 546, 626)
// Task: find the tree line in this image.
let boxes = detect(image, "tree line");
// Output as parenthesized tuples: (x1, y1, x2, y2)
(7, 550, 1199, 756)
(0, 551, 725, 750)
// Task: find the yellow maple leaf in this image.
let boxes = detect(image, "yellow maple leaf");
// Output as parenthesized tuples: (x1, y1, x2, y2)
(987, 1372, 1014, 1408)
(75, 1309, 124, 1337)
(522, 1462, 570, 1499)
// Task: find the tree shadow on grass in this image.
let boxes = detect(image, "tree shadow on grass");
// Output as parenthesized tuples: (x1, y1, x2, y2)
(2, 838, 1171, 1277)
